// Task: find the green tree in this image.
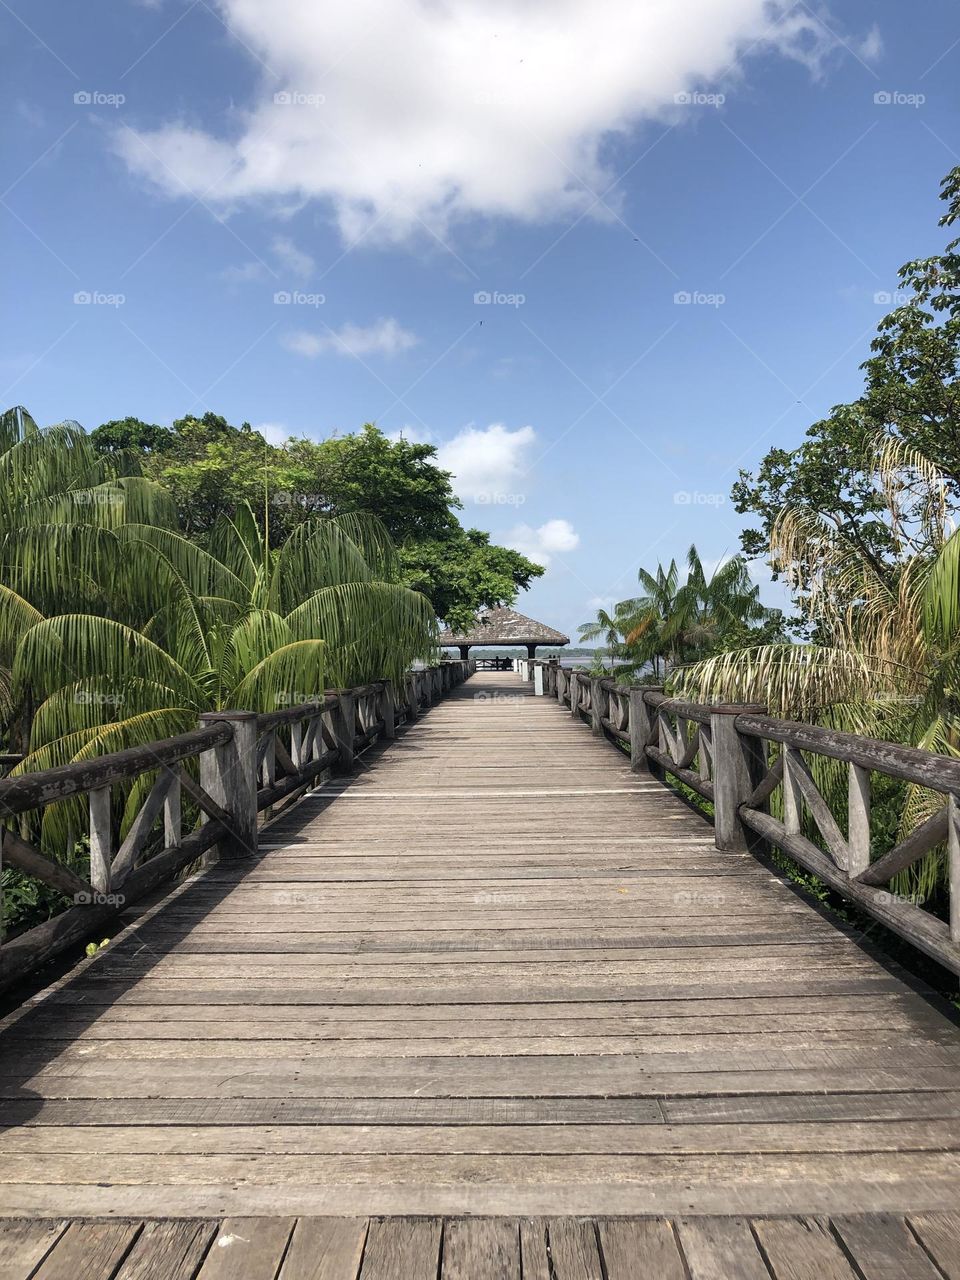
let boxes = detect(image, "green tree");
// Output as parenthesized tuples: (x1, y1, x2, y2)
(734, 165, 960, 601)
(579, 547, 781, 681)
(400, 529, 543, 631)
(94, 414, 542, 624)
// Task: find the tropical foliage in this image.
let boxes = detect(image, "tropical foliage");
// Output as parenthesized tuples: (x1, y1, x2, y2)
(92, 414, 543, 626)
(674, 166, 960, 900)
(578, 546, 783, 679)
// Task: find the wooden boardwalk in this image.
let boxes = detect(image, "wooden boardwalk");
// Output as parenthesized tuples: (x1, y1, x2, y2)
(2, 671, 960, 1224)
(4, 1212, 960, 1279)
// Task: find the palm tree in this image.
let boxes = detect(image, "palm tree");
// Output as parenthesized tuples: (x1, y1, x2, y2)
(13, 503, 436, 770)
(671, 439, 960, 897)
(0, 406, 177, 747)
(578, 548, 779, 681)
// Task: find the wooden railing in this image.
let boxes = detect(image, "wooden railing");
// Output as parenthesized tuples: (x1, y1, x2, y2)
(0, 660, 472, 990)
(530, 661, 960, 976)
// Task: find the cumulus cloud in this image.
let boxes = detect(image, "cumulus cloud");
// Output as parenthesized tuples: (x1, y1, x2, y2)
(256, 421, 294, 445)
(281, 317, 418, 358)
(436, 423, 535, 504)
(115, 0, 876, 243)
(507, 518, 580, 567)
(271, 235, 315, 279)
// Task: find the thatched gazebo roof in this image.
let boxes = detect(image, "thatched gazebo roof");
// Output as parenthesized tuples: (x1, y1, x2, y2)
(438, 606, 569, 650)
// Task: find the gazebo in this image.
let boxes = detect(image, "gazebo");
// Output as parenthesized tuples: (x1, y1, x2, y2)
(438, 606, 570, 661)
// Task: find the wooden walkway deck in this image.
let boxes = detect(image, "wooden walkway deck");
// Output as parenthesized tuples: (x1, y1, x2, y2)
(2, 671, 960, 1224)
(5, 1212, 960, 1279)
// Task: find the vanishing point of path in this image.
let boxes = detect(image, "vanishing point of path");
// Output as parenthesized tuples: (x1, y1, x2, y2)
(2, 671, 960, 1271)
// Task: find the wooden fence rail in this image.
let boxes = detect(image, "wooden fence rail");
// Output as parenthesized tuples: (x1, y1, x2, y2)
(0, 660, 472, 991)
(529, 659, 960, 976)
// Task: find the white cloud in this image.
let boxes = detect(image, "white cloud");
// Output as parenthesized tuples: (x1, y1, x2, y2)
(221, 261, 268, 284)
(281, 317, 418, 358)
(437, 423, 535, 504)
(271, 235, 315, 278)
(115, 0, 873, 244)
(256, 421, 293, 445)
(507, 518, 580, 567)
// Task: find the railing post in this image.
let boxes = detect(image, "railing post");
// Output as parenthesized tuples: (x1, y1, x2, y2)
(628, 686, 662, 774)
(330, 691, 356, 773)
(589, 677, 604, 735)
(710, 705, 767, 853)
(164, 771, 182, 848)
(534, 664, 544, 696)
(382, 681, 396, 739)
(198, 710, 259, 860)
(949, 793, 960, 945)
(88, 786, 112, 895)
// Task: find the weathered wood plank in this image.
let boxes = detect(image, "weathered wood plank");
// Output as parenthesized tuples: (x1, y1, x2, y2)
(833, 1213, 945, 1279)
(546, 1220, 603, 1279)
(597, 1218, 686, 1279)
(909, 1212, 960, 1279)
(33, 1222, 140, 1280)
(114, 1220, 218, 1280)
(278, 1218, 368, 1280)
(677, 1218, 770, 1280)
(752, 1217, 859, 1279)
(0, 1220, 66, 1280)
(441, 1219, 520, 1279)
(358, 1219, 441, 1280)
(195, 1218, 294, 1280)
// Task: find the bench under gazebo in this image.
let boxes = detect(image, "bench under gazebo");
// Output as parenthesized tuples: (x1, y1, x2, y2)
(438, 606, 570, 664)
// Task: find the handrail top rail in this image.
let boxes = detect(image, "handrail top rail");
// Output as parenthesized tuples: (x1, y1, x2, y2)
(735, 711, 960, 793)
(0, 722, 234, 817)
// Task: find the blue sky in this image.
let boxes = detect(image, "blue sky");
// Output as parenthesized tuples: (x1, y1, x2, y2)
(3, 0, 958, 639)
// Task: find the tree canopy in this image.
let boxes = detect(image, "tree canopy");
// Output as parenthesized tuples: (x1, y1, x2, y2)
(91, 416, 543, 624)
(734, 165, 960, 599)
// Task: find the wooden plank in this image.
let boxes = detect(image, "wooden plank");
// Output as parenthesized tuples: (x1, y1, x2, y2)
(546, 1220, 603, 1278)
(195, 1218, 294, 1280)
(518, 1221, 550, 1280)
(6, 1119, 960, 1157)
(34, 1222, 140, 1280)
(358, 1219, 441, 1280)
(597, 1219, 685, 1279)
(909, 1212, 960, 1279)
(752, 1218, 859, 1279)
(278, 1218, 368, 1280)
(441, 1219, 520, 1278)
(115, 1221, 218, 1280)
(0, 1220, 66, 1280)
(833, 1214, 944, 1279)
(677, 1218, 770, 1280)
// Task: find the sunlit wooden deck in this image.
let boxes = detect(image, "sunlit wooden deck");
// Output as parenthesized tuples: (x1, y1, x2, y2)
(1, 672, 960, 1231)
